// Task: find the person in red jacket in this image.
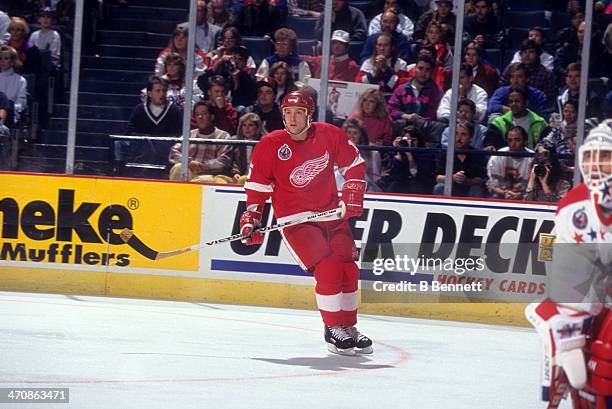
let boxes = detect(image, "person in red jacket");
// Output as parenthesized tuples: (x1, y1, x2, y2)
(240, 90, 373, 356)
(303, 30, 360, 82)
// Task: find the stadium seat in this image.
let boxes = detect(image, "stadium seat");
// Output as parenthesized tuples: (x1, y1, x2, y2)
(348, 41, 365, 63)
(506, 0, 545, 11)
(551, 11, 570, 33)
(483, 48, 503, 71)
(297, 39, 318, 56)
(242, 36, 273, 66)
(287, 16, 319, 40)
(505, 10, 546, 29)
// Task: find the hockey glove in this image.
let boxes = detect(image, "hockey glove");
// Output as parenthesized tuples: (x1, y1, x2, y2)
(239, 205, 263, 245)
(340, 179, 366, 219)
(525, 300, 592, 405)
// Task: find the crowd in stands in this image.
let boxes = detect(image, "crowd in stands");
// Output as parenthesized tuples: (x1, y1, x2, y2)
(2, 0, 612, 202)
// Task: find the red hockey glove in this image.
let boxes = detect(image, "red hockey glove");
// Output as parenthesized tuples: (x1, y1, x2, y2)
(239, 205, 263, 245)
(340, 179, 366, 219)
(525, 300, 592, 406)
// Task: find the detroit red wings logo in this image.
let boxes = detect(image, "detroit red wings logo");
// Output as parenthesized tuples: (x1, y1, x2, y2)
(289, 151, 329, 188)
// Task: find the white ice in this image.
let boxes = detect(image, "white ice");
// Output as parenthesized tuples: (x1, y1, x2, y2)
(0, 291, 572, 409)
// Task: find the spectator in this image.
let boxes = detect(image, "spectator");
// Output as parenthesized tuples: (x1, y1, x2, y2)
(556, 62, 580, 119)
(484, 88, 548, 150)
(433, 120, 487, 197)
(0, 91, 11, 169)
(205, 75, 238, 134)
(232, 112, 268, 183)
(501, 40, 556, 110)
(381, 124, 436, 194)
(28, 7, 61, 68)
(348, 88, 394, 145)
(556, 8, 583, 49)
(342, 118, 382, 191)
(207, 0, 236, 28)
(356, 32, 408, 93)
(236, 0, 283, 37)
(486, 126, 534, 200)
(156, 26, 208, 78)
(488, 62, 548, 120)
(463, 43, 498, 97)
(405, 44, 447, 90)
(437, 63, 488, 123)
(0, 45, 27, 124)
(510, 27, 554, 72)
(314, 0, 367, 41)
(287, 0, 323, 17)
(126, 76, 183, 136)
(169, 101, 236, 182)
(0, 10, 9, 45)
(242, 77, 284, 132)
(440, 98, 487, 149)
(524, 150, 571, 202)
(219, 46, 258, 109)
(207, 26, 257, 75)
(188, 0, 221, 53)
(555, 21, 604, 81)
(270, 61, 297, 104)
(142, 53, 204, 108)
(413, 0, 455, 41)
(255, 28, 311, 86)
(419, 20, 452, 70)
(388, 55, 443, 123)
(368, 0, 414, 40)
(7, 17, 42, 76)
(463, 0, 504, 49)
(360, 9, 412, 63)
(303, 30, 360, 81)
(536, 100, 578, 171)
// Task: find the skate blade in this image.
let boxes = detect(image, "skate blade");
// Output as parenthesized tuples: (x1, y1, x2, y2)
(327, 343, 356, 356)
(355, 346, 373, 354)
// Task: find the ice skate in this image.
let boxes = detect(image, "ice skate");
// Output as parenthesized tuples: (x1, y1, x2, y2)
(346, 326, 373, 354)
(324, 325, 356, 355)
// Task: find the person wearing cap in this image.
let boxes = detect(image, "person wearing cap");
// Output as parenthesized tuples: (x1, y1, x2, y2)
(302, 30, 359, 81)
(368, 0, 414, 40)
(29, 7, 61, 68)
(242, 77, 284, 132)
(359, 9, 412, 63)
(413, 0, 455, 41)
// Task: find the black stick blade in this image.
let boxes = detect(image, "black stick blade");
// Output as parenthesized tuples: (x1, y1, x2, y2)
(120, 228, 159, 261)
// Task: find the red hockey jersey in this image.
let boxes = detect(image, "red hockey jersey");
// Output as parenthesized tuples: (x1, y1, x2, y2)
(245, 122, 366, 221)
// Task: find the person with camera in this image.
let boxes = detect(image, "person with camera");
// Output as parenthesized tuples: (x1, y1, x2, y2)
(524, 150, 571, 202)
(380, 124, 436, 194)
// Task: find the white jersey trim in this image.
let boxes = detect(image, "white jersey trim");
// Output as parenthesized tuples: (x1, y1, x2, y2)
(244, 181, 274, 193)
(338, 155, 365, 177)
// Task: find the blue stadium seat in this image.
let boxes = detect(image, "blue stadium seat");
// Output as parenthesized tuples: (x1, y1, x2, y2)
(348, 41, 365, 63)
(551, 11, 570, 33)
(242, 36, 273, 66)
(506, 0, 546, 11)
(297, 39, 318, 56)
(505, 10, 546, 29)
(286, 16, 319, 40)
(483, 48, 503, 71)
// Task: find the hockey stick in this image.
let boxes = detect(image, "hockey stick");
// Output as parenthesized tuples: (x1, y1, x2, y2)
(119, 207, 343, 261)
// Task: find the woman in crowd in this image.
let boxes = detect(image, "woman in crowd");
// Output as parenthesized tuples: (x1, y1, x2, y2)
(380, 125, 436, 194)
(341, 118, 382, 192)
(419, 20, 452, 70)
(142, 53, 203, 107)
(524, 150, 571, 202)
(155, 25, 209, 78)
(0, 45, 28, 124)
(256, 28, 311, 86)
(355, 32, 408, 92)
(208, 26, 257, 75)
(269, 61, 297, 104)
(347, 88, 394, 146)
(232, 113, 268, 183)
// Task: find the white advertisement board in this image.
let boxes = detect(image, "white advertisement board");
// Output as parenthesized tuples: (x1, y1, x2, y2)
(305, 78, 378, 119)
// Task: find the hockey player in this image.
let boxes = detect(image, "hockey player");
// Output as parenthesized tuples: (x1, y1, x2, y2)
(239, 90, 373, 356)
(525, 119, 612, 408)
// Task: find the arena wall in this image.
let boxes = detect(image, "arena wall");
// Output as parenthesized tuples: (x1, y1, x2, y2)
(0, 172, 557, 326)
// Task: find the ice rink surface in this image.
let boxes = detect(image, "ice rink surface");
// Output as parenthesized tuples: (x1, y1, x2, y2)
(0, 291, 572, 409)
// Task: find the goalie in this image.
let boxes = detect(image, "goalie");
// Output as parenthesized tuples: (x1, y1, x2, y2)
(525, 120, 612, 408)
(240, 90, 373, 356)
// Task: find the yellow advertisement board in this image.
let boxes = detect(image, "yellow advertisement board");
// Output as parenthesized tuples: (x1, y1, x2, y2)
(0, 173, 201, 272)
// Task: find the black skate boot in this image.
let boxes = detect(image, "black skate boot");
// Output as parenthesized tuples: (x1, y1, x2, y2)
(345, 326, 373, 354)
(324, 325, 356, 355)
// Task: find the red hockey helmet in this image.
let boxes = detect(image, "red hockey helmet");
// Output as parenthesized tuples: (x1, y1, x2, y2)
(281, 91, 315, 116)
